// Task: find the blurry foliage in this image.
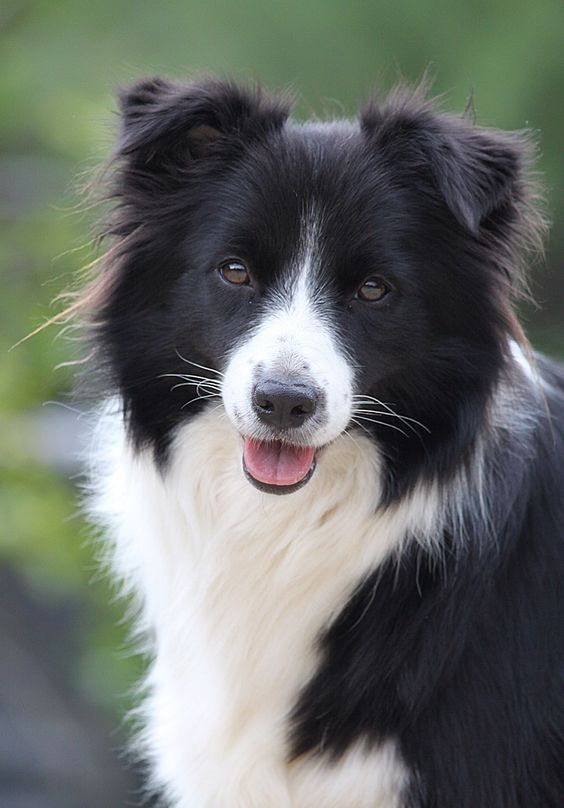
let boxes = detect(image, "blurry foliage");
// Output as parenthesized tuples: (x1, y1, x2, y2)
(1, 0, 562, 720)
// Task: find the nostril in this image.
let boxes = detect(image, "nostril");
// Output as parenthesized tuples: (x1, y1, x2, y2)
(291, 401, 313, 418)
(254, 393, 274, 413)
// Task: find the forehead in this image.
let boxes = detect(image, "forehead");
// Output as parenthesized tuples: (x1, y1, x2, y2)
(233, 122, 396, 224)
(193, 121, 414, 279)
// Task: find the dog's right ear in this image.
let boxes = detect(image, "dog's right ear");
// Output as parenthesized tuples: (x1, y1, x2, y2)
(116, 76, 291, 170)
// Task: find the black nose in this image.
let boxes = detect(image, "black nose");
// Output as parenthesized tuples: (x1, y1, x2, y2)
(252, 380, 318, 429)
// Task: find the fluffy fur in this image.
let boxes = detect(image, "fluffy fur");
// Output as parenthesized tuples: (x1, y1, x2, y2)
(83, 78, 563, 806)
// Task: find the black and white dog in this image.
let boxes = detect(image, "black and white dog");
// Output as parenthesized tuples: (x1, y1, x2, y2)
(86, 78, 563, 806)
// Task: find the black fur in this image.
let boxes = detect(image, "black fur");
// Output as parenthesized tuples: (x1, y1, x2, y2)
(88, 77, 563, 806)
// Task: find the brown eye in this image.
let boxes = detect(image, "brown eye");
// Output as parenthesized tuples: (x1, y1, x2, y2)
(357, 277, 391, 302)
(219, 260, 251, 286)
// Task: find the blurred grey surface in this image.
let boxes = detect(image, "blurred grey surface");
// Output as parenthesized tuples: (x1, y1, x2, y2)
(0, 565, 139, 808)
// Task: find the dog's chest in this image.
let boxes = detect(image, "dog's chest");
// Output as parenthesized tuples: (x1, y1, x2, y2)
(99, 410, 412, 805)
(153, 488, 407, 802)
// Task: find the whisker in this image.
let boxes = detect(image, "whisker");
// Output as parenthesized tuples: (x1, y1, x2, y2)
(158, 372, 222, 400)
(351, 415, 409, 438)
(180, 392, 221, 410)
(353, 406, 420, 436)
(174, 349, 224, 378)
(170, 382, 220, 394)
(341, 427, 363, 451)
(352, 395, 430, 434)
(349, 418, 373, 437)
(208, 402, 226, 415)
(158, 373, 222, 388)
(170, 381, 222, 394)
(352, 408, 428, 431)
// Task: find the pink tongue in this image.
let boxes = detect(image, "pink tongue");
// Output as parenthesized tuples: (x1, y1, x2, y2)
(243, 438, 315, 486)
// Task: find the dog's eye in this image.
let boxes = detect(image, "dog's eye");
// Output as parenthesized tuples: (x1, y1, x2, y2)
(219, 260, 251, 286)
(357, 277, 391, 302)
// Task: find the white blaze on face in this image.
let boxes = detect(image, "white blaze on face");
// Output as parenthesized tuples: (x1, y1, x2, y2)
(222, 215, 354, 449)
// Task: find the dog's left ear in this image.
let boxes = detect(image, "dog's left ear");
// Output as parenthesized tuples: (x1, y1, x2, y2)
(116, 76, 292, 170)
(361, 93, 529, 234)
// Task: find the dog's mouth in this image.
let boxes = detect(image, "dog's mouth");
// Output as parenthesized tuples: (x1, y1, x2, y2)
(242, 437, 317, 495)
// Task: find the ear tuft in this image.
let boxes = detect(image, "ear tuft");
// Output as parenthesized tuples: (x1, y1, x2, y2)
(360, 86, 531, 234)
(430, 125, 524, 233)
(116, 75, 292, 168)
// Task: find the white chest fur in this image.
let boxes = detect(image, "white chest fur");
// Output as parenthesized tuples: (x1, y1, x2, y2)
(91, 405, 428, 806)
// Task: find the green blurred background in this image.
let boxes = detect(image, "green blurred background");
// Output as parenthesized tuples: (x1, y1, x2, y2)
(1, 1, 562, 804)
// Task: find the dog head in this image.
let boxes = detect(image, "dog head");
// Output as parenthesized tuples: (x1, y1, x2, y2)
(90, 77, 541, 499)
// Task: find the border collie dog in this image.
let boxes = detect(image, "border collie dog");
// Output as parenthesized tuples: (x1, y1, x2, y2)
(86, 78, 563, 806)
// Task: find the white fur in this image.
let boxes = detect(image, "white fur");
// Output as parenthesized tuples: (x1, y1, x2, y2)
(89, 402, 445, 807)
(510, 340, 538, 385)
(288, 740, 408, 808)
(222, 214, 354, 448)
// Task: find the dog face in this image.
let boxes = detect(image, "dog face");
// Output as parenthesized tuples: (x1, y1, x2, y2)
(96, 78, 535, 499)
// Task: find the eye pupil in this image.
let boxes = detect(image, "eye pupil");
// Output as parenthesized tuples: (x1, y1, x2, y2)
(219, 260, 251, 286)
(357, 278, 390, 302)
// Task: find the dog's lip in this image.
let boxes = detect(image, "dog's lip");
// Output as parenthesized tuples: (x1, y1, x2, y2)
(241, 436, 319, 495)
